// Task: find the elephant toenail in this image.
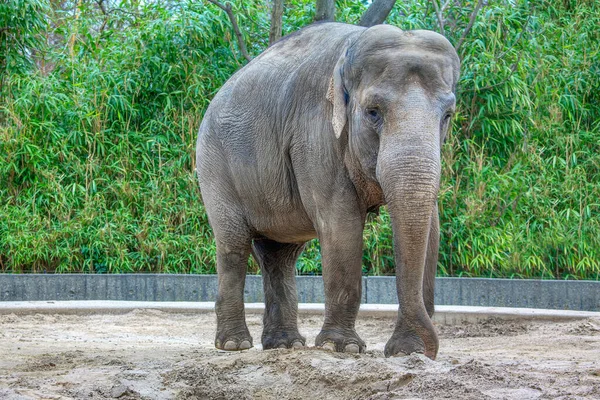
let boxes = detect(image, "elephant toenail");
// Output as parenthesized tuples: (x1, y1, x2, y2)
(278, 343, 287, 349)
(321, 342, 336, 352)
(292, 341, 304, 349)
(344, 343, 360, 353)
(239, 340, 252, 350)
(223, 341, 238, 351)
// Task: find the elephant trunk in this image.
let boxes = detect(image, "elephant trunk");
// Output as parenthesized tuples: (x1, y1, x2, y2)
(377, 120, 441, 359)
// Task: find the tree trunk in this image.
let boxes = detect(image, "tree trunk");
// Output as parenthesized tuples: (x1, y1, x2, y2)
(269, 0, 284, 45)
(206, 0, 252, 62)
(358, 0, 397, 27)
(315, 0, 335, 22)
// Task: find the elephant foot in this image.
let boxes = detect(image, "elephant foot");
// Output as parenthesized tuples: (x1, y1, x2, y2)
(262, 330, 306, 350)
(215, 328, 253, 351)
(384, 319, 438, 359)
(315, 329, 366, 353)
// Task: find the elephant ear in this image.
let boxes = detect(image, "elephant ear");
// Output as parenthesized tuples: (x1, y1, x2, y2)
(327, 51, 347, 139)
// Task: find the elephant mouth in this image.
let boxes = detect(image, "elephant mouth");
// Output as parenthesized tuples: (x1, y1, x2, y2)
(366, 204, 382, 214)
(364, 181, 385, 212)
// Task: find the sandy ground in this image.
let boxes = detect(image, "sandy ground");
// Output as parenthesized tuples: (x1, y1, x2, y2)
(0, 310, 599, 400)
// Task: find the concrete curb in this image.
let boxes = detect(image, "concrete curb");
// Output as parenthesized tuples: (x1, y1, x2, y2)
(0, 301, 598, 324)
(1, 274, 599, 311)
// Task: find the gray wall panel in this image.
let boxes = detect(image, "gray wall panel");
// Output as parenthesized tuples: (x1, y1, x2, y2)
(0, 274, 598, 311)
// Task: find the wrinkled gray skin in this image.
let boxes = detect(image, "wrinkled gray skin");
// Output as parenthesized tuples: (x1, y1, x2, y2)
(196, 22, 460, 359)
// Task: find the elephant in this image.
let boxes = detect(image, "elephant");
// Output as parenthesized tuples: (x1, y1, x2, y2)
(196, 22, 460, 359)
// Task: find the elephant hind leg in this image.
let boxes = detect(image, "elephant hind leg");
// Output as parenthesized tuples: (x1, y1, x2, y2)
(214, 236, 253, 351)
(206, 197, 254, 351)
(252, 239, 306, 350)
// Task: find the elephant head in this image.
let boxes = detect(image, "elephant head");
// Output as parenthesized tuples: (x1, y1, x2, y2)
(329, 25, 460, 358)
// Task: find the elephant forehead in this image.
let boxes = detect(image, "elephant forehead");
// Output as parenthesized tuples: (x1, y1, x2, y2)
(356, 50, 456, 93)
(357, 26, 456, 55)
(349, 27, 459, 84)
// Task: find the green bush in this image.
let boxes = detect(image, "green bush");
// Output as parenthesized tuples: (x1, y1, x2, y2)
(0, 0, 598, 279)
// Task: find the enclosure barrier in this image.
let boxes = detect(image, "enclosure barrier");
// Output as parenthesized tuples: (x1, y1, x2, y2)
(0, 274, 598, 311)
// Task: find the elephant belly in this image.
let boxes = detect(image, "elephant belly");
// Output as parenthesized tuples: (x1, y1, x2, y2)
(249, 207, 317, 244)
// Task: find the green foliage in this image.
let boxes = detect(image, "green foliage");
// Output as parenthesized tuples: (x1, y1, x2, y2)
(0, 0, 598, 279)
(0, 0, 50, 91)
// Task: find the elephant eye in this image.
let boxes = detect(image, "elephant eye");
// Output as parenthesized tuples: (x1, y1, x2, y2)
(441, 113, 453, 130)
(366, 108, 381, 124)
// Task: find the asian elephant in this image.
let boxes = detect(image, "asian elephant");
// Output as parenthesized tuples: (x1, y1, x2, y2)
(196, 22, 460, 359)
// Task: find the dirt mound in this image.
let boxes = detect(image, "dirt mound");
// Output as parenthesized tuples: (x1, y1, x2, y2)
(0, 312, 599, 399)
(437, 317, 529, 338)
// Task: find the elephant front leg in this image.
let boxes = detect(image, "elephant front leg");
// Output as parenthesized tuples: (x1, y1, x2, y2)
(423, 206, 440, 318)
(315, 218, 366, 354)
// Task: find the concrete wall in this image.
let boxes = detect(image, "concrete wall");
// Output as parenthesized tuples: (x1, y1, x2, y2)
(0, 274, 598, 311)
